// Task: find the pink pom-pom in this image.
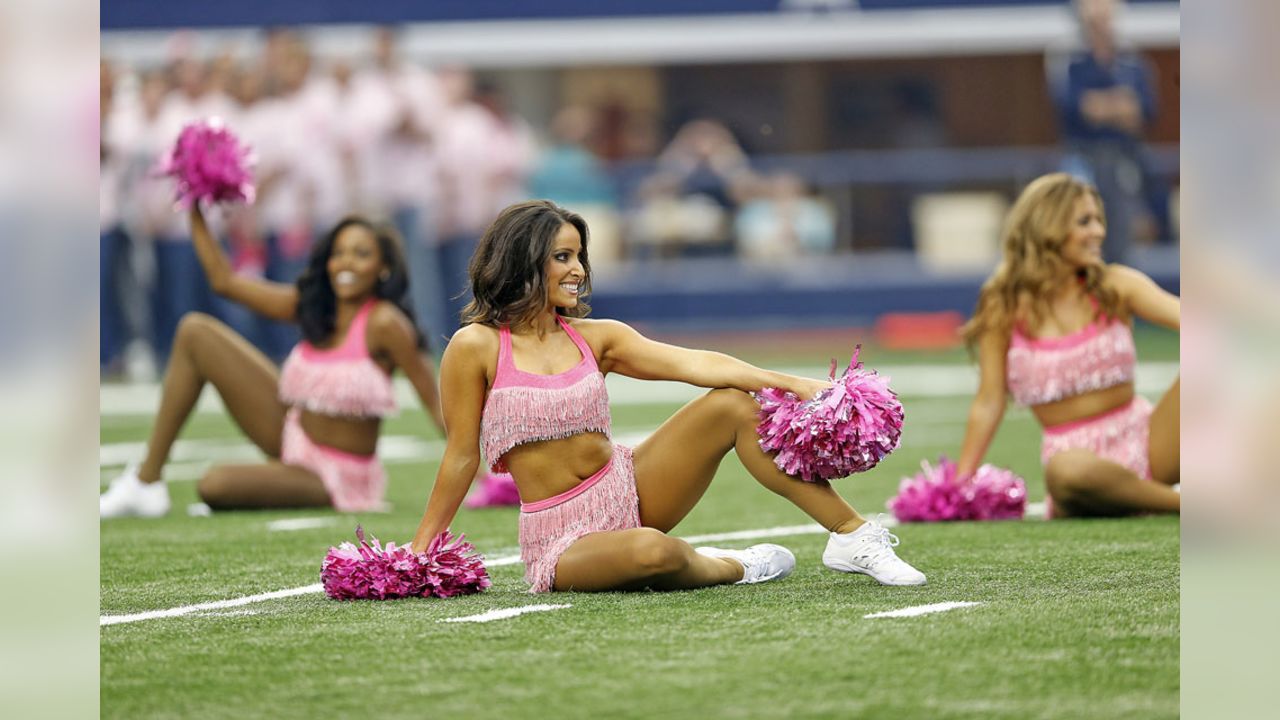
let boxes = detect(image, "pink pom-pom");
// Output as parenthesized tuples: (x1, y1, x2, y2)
(321, 526, 492, 600)
(464, 473, 521, 509)
(154, 118, 256, 208)
(755, 346, 904, 483)
(889, 456, 1027, 522)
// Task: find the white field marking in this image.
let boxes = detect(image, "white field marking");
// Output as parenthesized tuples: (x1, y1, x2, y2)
(682, 523, 829, 545)
(100, 583, 324, 626)
(99, 428, 657, 481)
(196, 609, 259, 618)
(438, 603, 572, 624)
(99, 435, 441, 471)
(864, 601, 983, 619)
(267, 517, 338, 532)
(100, 520, 899, 627)
(98, 362, 1179, 416)
(96, 422, 967, 481)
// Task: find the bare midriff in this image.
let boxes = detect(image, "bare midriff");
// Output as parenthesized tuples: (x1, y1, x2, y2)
(504, 431, 614, 504)
(298, 409, 381, 456)
(1030, 382, 1135, 428)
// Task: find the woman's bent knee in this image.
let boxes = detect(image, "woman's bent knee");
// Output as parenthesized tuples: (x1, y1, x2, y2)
(630, 529, 688, 575)
(702, 388, 759, 424)
(175, 312, 224, 347)
(1044, 450, 1096, 503)
(197, 468, 235, 508)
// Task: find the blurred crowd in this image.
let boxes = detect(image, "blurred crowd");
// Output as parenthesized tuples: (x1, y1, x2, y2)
(101, 1, 1170, 376)
(100, 27, 835, 377)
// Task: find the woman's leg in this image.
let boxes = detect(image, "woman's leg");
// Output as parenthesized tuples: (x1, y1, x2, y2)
(196, 462, 330, 510)
(137, 312, 287, 484)
(552, 528, 744, 592)
(1147, 376, 1180, 486)
(1044, 449, 1181, 517)
(630, 388, 863, 533)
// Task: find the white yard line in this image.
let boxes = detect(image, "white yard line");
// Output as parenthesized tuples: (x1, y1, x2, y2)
(100, 583, 324, 626)
(99, 362, 1179, 416)
(683, 523, 830, 544)
(864, 601, 983, 619)
(102, 470, 1048, 626)
(266, 518, 338, 532)
(101, 521, 884, 627)
(438, 604, 572, 624)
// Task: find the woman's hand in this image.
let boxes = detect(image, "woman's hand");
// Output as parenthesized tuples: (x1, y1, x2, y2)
(786, 376, 834, 402)
(409, 534, 433, 555)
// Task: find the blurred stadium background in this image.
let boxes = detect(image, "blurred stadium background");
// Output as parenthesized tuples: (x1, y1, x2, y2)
(100, 0, 1179, 377)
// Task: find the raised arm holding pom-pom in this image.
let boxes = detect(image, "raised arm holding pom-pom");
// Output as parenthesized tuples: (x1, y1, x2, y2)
(954, 173, 1179, 518)
(101, 187, 446, 518)
(409, 200, 927, 592)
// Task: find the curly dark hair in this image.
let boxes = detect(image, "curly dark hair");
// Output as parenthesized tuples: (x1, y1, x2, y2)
(295, 217, 427, 351)
(461, 200, 592, 329)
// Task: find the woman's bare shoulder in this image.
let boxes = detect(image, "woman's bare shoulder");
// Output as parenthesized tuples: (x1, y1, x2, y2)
(445, 323, 500, 356)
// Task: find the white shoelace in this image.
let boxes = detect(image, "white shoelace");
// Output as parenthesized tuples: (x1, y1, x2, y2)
(858, 521, 902, 569)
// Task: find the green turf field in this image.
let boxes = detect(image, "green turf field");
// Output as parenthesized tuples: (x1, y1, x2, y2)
(100, 331, 1179, 719)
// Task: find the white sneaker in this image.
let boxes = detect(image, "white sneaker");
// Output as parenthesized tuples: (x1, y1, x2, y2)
(696, 543, 796, 585)
(100, 466, 171, 519)
(823, 517, 926, 586)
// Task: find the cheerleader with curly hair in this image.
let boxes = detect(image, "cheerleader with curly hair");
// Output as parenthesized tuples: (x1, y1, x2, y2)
(100, 205, 445, 517)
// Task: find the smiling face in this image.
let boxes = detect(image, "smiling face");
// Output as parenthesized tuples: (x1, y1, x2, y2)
(326, 224, 386, 302)
(1059, 193, 1107, 270)
(543, 222, 586, 310)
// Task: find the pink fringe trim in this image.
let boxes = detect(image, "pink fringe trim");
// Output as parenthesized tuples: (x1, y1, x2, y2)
(1006, 321, 1136, 407)
(518, 445, 639, 593)
(1040, 395, 1153, 481)
(481, 374, 611, 472)
(282, 408, 386, 512)
(279, 348, 397, 418)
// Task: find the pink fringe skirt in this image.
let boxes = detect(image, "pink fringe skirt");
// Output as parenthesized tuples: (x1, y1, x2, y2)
(281, 408, 386, 512)
(518, 444, 640, 593)
(1040, 396, 1153, 517)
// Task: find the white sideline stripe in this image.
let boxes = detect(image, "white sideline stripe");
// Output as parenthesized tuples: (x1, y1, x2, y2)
(438, 604, 572, 624)
(99, 521, 885, 627)
(266, 518, 337, 532)
(108, 514, 1068, 627)
(197, 609, 259, 617)
(98, 361, 1179, 416)
(100, 583, 324, 626)
(99, 429, 655, 477)
(682, 523, 830, 544)
(864, 601, 983, 619)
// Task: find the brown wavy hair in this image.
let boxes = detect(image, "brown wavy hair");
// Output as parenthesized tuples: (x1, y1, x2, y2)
(461, 200, 592, 330)
(961, 173, 1124, 349)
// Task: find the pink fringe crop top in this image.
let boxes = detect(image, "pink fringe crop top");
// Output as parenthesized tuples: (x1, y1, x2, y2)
(278, 299, 398, 418)
(1005, 305, 1136, 407)
(480, 317, 612, 472)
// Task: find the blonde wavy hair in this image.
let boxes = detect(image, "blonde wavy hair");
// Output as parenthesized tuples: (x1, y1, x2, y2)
(960, 173, 1124, 349)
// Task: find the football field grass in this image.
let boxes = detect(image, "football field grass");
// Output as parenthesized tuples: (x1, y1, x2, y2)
(100, 332, 1179, 719)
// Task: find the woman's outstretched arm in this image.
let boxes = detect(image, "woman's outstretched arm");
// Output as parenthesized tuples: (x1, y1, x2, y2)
(592, 319, 830, 401)
(408, 325, 489, 553)
(1109, 264, 1180, 331)
(189, 205, 298, 321)
(956, 329, 1011, 478)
